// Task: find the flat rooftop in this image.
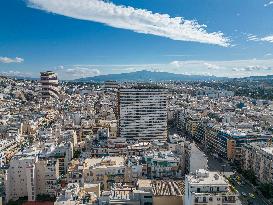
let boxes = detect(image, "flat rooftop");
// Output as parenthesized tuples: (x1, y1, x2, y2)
(188, 170, 228, 186)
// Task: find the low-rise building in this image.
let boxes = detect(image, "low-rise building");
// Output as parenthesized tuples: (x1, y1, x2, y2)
(184, 169, 239, 205)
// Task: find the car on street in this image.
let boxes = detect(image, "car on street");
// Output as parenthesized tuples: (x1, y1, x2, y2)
(249, 193, 255, 199)
(241, 192, 247, 197)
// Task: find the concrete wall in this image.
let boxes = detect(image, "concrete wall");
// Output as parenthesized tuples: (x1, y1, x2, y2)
(153, 196, 183, 205)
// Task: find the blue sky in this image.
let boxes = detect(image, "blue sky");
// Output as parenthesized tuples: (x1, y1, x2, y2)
(1, 0, 273, 79)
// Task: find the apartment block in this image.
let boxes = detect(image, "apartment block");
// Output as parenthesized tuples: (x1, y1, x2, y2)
(184, 169, 239, 205)
(241, 142, 273, 183)
(118, 87, 167, 142)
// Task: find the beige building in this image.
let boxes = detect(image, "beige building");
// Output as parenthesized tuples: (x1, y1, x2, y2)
(241, 142, 273, 183)
(83, 156, 130, 190)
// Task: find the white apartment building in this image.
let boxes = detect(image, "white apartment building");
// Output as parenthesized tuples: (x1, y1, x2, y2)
(184, 169, 239, 205)
(40, 71, 59, 99)
(5, 149, 60, 202)
(5, 150, 39, 202)
(241, 142, 273, 183)
(118, 87, 167, 142)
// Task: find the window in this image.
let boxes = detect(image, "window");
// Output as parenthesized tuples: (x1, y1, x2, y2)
(195, 197, 199, 203)
(144, 196, 152, 198)
(203, 197, 207, 202)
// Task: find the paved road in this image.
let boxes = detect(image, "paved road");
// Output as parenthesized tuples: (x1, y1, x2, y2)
(207, 155, 268, 205)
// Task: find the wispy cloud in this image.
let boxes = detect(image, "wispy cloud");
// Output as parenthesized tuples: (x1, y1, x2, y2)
(55, 66, 100, 79)
(169, 59, 273, 77)
(0, 70, 32, 77)
(246, 34, 259, 41)
(58, 58, 273, 79)
(27, 0, 230, 47)
(247, 34, 273, 43)
(264, 1, 273, 7)
(232, 65, 272, 72)
(0, 56, 24, 64)
(203, 62, 220, 70)
(261, 35, 273, 43)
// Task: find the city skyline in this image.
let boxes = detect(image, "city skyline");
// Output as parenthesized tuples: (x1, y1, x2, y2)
(1, 0, 273, 79)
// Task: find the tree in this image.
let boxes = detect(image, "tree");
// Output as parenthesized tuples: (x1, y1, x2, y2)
(242, 169, 257, 185)
(73, 150, 81, 158)
(258, 183, 273, 199)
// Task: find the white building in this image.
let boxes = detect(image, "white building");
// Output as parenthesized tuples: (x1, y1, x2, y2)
(54, 183, 80, 205)
(5, 148, 61, 202)
(118, 87, 167, 142)
(144, 151, 181, 179)
(184, 169, 239, 205)
(5, 150, 39, 202)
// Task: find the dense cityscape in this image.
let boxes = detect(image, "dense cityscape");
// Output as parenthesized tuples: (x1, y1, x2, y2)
(0, 71, 272, 205)
(1, 1, 273, 205)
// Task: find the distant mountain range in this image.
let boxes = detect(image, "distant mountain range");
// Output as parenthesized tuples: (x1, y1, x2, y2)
(242, 75, 273, 81)
(4, 70, 273, 82)
(75, 70, 225, 82)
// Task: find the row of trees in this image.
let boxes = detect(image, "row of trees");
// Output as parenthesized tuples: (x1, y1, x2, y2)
(238, 168, 273, 199)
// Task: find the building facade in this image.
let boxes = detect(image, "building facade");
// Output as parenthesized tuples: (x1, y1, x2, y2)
(241, 142, 273, 183)
(118, 87, 167, 142)
(184, 169, 238, 205)
(40, 71, 59, 99)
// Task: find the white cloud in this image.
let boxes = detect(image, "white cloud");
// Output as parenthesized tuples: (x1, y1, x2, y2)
(27, 0, 230, 47)
(264, 53, 272, 57)
(203, 62, 220, 70)
(0, 70, 32, 77)
(247, 34, 259, 41)
(56, 67, 101, 79)
(0, 56, 24, 64)
(64, 58, 273, 78)
(264, 1, 273, 7)
(261, 35, 273, 43)
(232, 65, 272, 72)
(247, 34, 273, 43)
(168, 59, 273, 77)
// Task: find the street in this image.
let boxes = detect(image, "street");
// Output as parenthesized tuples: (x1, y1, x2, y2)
(207, 155, 268, 205)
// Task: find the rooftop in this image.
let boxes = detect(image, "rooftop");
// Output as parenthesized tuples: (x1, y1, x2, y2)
(187, 169, 228, 186)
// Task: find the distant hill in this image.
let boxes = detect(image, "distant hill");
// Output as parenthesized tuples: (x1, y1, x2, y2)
(75, 70, 224, 82)
(242, 75, 273, 81)
(0, 75, 39, 81)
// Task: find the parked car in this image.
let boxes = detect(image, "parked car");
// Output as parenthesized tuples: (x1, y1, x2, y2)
(249, 193, 255, 199)
(241, 192, 247, 197)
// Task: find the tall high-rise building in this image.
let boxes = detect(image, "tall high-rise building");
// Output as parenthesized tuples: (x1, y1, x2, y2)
(118, 86, 167, 142)
(40, 71, 59, 99)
